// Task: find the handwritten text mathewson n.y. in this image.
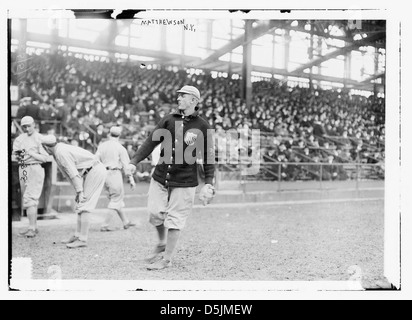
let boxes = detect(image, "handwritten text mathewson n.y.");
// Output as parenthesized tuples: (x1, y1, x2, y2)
(139, 19, 196, 31)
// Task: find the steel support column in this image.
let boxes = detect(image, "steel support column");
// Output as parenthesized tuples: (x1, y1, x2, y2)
(241, 20, 253, 108)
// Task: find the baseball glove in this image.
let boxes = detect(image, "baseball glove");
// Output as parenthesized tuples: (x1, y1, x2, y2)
(199, 184, 215, 206)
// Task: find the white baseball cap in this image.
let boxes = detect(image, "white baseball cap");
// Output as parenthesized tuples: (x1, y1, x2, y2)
(20, 116, 34, 126)
(110, 126, 122, 137)
(176, 85, 201, 100)
(40, 134, 57, 146)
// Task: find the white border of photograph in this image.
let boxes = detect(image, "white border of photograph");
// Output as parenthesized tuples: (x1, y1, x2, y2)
(1, 0, 409, 300)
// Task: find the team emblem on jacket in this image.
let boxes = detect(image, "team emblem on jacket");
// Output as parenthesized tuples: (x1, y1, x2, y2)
(184, 131, 198, 146)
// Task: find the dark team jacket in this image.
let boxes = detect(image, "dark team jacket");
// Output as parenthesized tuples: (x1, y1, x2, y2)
(130, 110, 215, 188)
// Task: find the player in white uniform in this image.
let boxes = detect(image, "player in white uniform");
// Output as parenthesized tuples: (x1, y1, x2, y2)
(12, 116, 50, 238)
(95, 126, 137, 231)
(41, 135, 107, 248)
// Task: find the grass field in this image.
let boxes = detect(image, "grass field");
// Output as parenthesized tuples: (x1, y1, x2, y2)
(11, 198, 385, 288)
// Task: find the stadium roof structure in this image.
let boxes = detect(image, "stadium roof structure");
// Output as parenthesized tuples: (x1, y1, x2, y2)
(11, 18, 386, 93)
(190, 20, 385, 91)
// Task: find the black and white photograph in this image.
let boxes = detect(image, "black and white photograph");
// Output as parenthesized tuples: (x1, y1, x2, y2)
(2, 0, 410, 301)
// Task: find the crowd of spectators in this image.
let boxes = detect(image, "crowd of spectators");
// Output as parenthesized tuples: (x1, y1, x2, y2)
(11, 50, 385, 181)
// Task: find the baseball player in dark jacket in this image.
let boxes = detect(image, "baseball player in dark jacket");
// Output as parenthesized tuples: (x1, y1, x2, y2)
(128, 85, 215, 270)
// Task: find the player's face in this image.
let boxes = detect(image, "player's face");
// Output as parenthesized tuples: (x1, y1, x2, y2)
(42, 144, 54, 155)
(177, 93, 196, 115)
(22, 123, 35, 136)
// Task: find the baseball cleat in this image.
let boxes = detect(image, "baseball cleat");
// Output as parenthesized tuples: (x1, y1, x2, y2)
(100, 226, 115, 232)
(146, 258, 172, 271)
(61, 235, 79, 244)
(18, 229, 39, 237)
(145, 244, 166, 264)
(66, 240, 87, 249)
(123, 222, 137, 229)
(24, 229, 37, 238)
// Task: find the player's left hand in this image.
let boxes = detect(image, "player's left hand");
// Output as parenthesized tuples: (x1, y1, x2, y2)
(26, 150, 36, 157)
(199, 184, 215, 206)
(75, 191, 86, 203)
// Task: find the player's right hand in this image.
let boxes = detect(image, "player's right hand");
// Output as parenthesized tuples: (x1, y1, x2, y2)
(199, 184, 216, 206)
(14, 150, 26, 162)
(127, 164, 137, 174)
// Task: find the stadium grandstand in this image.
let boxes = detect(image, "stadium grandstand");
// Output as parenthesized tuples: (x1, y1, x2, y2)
(9, 16, 386, 184)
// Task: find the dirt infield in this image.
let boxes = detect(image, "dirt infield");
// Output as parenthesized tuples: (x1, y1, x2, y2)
(11, 198, 385, 288)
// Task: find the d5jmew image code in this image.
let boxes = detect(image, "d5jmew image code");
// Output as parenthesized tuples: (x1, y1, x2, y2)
(204, 305, 253, 316)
